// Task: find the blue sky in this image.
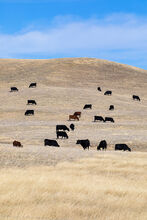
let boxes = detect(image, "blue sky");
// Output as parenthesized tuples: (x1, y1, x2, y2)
(1, 0, 147, 69)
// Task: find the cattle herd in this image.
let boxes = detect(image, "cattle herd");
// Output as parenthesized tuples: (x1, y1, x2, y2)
(10, 84, 142, 152)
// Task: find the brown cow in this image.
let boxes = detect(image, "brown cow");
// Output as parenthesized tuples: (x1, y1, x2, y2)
(74, 112, 81, 118)
(13, 140, 23, 147)
(69, 115, 79, 121)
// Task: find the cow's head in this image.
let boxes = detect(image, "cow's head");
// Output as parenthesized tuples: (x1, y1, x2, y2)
(76, 140, 81, 144)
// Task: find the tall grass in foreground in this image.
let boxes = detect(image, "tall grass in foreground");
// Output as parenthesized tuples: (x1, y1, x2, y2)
(0, 152, 147, 220)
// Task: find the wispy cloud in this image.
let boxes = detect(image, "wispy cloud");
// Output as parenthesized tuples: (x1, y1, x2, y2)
(1, 14, 147, 69)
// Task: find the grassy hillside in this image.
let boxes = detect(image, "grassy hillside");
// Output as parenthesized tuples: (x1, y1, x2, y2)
(0, 58, 147, 220)
(0, 58, 146, 154)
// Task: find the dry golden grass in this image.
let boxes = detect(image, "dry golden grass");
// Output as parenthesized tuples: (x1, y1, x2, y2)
(0, 151, 146, 220)
(0, 58, 147, 219)
(0, 58, 147, 152)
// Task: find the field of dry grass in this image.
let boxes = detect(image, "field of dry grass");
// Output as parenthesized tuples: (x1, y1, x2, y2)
(0, 58, 147, 153)
(0, 152, 146, 220)
(0, 58, 147, 219)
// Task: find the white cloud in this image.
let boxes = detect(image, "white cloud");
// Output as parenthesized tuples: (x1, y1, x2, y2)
(1, 14, 147, 68)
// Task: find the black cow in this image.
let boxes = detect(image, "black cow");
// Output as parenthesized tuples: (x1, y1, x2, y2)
(56, 125, 69, 132)
(44, 139, 60, 147)
(10, 87, 18, 92)
(25, 110, 34, 116)
(97, 87, 102, 92)
(83, 104, 92, 109)
(97, 140, 107, 150)
(105, 117, 114, 123)
(56, 131, 68, 139)
(70, 123, 75, 131)
(29, 83, 37, 88)
(94, 116, 105, 122)
(76, 139, 90, 150)
(27, 100, 37, 105)
(132, 95, 140, 101)
(115, 144, 131, 152)
(104, 91, 112, 96)
(109, 105, 114, 110)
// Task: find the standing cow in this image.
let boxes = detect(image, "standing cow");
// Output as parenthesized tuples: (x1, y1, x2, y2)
(29, 83, 37, 88)
(44, 139, 60, 147)
(13, 140, 23, 147)
(10, 87, 18, 92)
(76, 139, 90, 150)
(97, 87, 102, 92)
(132, 95, 140, 101)
(56, 125, 69, 132)
(104, 91, 112, 96)
(27, 100, 37, 105)
(97, 140, 107, 150)
(94, 116, 105, 122)
(109, 105, 114, 110)
(83, 104, 92, 109)
(69, 115, 79, 121)
(105, 117, 115, 123)
(115, 144, 131, 151)
(56, 131, 68, 139)
(25, 110, 34, 116)
(70, 123, 75, 131)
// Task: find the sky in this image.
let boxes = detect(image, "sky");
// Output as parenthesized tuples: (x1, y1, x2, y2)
(1, 0, 147, 69)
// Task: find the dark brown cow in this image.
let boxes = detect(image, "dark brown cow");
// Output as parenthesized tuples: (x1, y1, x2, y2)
(69, 115, 79, 121)
(13, 140, 23, 147)
(74, 112, 81, 118)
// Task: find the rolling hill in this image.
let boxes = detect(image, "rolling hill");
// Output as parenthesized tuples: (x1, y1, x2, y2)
(0, 58, 147, 167)
(0, 58, 147, 220)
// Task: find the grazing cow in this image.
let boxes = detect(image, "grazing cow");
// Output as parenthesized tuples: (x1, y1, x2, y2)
(10, 87, 18, 92)
(13, 140, 23, 147)
(83, 104, 92, 109)
(76, 139, 90, 150)
(132, 95, 140, 101)
(56, 125, 70, 132)
(69, 115, 79, 121)
(109, 105, 114, 110)
(56, 131, 68, 139)
(105, 117, 114, 123)
(97, 140, 107, 150)
(70, 123, 75, 131)
(25, 110, 34, 116)
(97, 87, 102, 92)
(27, 100, 37, 105)
(44, 139, 60, 147)
(29, 83, 37, 88)
(74, 112, 81, 118)
(94, 116, 105, 122)
(115, 144, 131, 152)
(104, 91, 112, 96)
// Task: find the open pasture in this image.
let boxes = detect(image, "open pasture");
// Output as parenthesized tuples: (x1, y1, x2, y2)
(0, 58, 146, 153)
(0, 58, 147, 219)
